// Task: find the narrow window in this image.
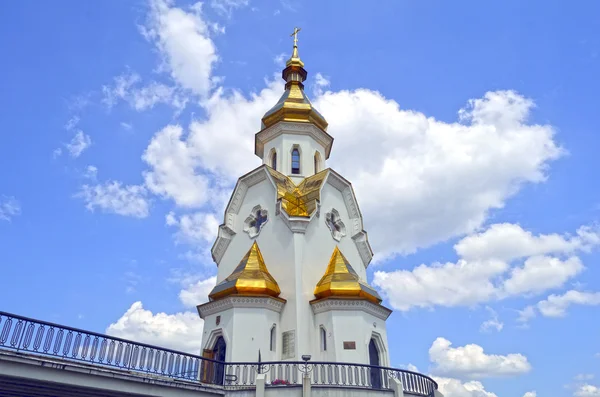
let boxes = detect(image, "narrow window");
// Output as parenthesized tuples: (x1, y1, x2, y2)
(320, 326, 327, 351)
(314, 155, 318, 174)
(270, 325, 276, 351)
(271, 151, 277, 171)
(291, 148, 300, 174)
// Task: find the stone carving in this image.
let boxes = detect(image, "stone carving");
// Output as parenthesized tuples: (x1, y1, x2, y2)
(243, 205, 269, 238)
(325, 208, 346, 241)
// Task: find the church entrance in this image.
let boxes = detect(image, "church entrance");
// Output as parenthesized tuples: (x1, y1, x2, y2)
(201, 336, 227, 385)
(213, 337, 226, 384)
(369, 338, 382, 389)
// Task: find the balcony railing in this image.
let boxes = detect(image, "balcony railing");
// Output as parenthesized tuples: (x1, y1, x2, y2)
(0, 310, 437, 396)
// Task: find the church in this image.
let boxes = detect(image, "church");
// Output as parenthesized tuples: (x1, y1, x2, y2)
(196, 27, 424, 392)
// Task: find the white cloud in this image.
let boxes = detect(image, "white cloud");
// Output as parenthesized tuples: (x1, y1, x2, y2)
(517, 305, 537, 324)
(0, 196, 21, 221)
(406, 363, 419, 372)
(102, 72, 141, 108)
(502, 256, 584, 296)
(318, 89, 563, 259)
(523, 392, 536, 397)
(373, 224, 599, 311)
(120, 122, 133, 130)
(142, 125, 212, 207)
(456, 223, 600, 262)
(480, 307, 503, 332)
(102, 72, 186, 112)
(575, 384, 600, 397)
(142, 0, 218, 98)
(312, 72, 330, 96)
(429, 337, 531, 378)
(166, 211, 219, 244)
(83, 165, 98, 180)
(522, 290, 600, 320)
(65, 130, 92, 158)
(106, 301, 203, 354)
(434, 377, 498, 397)
(77, 181, 149, 218)
(179, 276, 216, 308)
(273, 52, 286, 66)
(124, 271, 142, 294)
(141, 82, 280, 208)
(374, 258, 508, 311)
(65, 116, 80, 131)
(131, 82, 187, 111)
(209, 0, 248, 17)
(165, 211, 220, 265)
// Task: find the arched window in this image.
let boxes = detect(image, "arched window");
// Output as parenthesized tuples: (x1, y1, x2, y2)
(270, 325, 276, 352)
(320, 326, 327, 351)
(271, 150, 277, 171)
(314, 151, 322, 173)
(291, 148, 300, 174)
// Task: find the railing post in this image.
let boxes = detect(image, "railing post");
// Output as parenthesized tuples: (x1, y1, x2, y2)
(16, 320, 28, 352)
(302, 371, 311, 397)
(255, 373, 266, 397)
(390, 377, 405, 397)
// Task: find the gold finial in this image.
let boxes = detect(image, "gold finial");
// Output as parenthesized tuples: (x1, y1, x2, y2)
(289, 27, 301, 60)
(290, 27, 301, 48)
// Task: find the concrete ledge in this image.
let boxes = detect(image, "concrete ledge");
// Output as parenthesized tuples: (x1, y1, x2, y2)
(0, 350, 224, 397)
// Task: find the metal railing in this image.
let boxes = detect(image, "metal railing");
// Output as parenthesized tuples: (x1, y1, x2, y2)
(0, 310, 222, 385)
(0, 310, 437, 396)
(223, 360, 437, 395)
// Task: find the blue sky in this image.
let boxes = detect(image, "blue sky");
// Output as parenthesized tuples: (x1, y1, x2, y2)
(1, 1, 600, 396)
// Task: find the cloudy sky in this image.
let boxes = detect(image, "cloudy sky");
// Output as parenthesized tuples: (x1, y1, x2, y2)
(1, 1, 600, 396)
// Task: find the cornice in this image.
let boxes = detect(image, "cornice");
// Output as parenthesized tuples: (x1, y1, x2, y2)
(197, 295, 286, 319)
(310, 297, 392, 321)
(255, 122, 334, 159)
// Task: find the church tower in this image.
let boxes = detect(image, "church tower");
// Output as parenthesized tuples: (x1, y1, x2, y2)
(197, 29, 392, 367)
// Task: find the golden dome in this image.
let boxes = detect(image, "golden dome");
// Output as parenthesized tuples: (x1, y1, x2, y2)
(314, 247, 382, 304)
(209, 241, 281, 300)
(260, 28, 328, 132)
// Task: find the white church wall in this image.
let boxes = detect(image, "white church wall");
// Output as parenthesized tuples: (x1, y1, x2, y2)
(314, 309, 390, 366)
(230, 307, 281, 362)
(200, 306, 281, 362)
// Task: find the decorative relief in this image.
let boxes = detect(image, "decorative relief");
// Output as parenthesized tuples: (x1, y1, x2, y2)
(282, 330, 296, 359)
(310, 298, 392, 321)
(198, 295, 286, 318)
(352, 232, 374, 267)
(325, 208, 346, 241)
(243, 205, 269, 238)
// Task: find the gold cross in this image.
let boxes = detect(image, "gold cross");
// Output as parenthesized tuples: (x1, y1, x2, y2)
(290, 27, 301, 47)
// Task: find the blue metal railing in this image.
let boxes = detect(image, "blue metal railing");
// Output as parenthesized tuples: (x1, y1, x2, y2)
(0, 310, 437, 395)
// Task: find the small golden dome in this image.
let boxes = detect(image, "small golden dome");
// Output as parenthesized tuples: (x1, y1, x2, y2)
(209, 241, 281, 301)
(261, 28, 328, 132)
(314, 247, 382, 304)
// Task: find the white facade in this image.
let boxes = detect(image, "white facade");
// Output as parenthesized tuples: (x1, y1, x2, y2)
(197, 99, 391, 367)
